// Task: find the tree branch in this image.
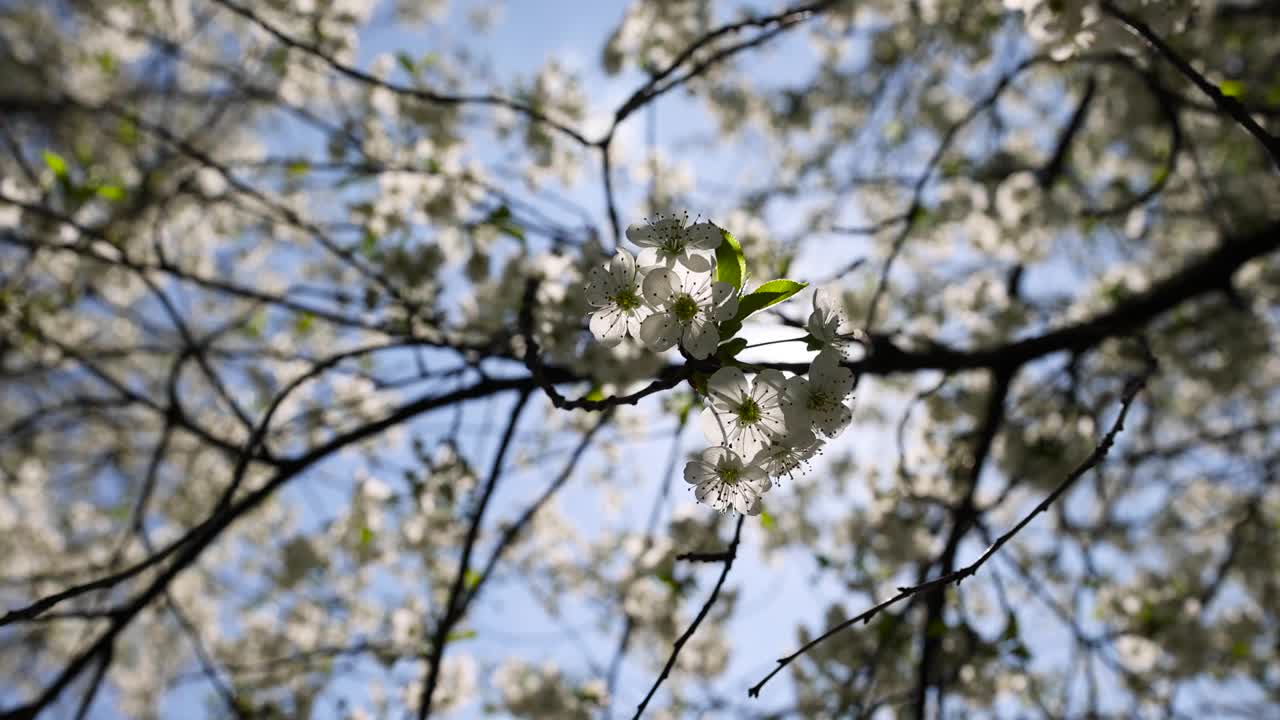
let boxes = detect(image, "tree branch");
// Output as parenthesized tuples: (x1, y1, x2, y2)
(748, 375, 1146, 698)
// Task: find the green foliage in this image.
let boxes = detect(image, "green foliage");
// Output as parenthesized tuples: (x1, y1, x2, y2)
(714, 226, 746, 290)
(41, 150, 68, 180)
(734, 279, 808, 320)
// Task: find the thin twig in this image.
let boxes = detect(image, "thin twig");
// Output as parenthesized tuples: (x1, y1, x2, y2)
(747, 376, 1146, 698)
(634, 514, 747, 718)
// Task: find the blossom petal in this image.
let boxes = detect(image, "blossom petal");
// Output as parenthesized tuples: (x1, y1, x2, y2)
(811, 349, 853, 394)
(707, 367, 750, 409)
(684, 222, 723, 250)
(585, 266, 613, 306)
(677, 251, 713, 273)
(609, 249, 637, 287)
(709, 281, 739, 321)
(642, 268, 676, 307)
(701, 445, 734, 466)
(640, 312, 679, 351)
(589, 307, 626, 346)
(733, 426, 770, 460)
(699, 407, 730, 446)
(682, 320, 719, 359)
(683, 459, 716, 485)
(625, 222, 657, 247)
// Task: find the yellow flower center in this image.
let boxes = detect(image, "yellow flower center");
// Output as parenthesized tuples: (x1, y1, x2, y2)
(612, 288, 641, 311)
(672, 294, 698, 322)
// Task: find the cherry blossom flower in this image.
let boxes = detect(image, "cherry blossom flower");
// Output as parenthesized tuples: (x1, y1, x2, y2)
(786, 349, 854, 438)
(683, 446, 769, 515)
(625, 212, 722, 271)
(807, 287, 854, 356)
(639, 265, 737, 359)
(752, 423, 820, 481)
(699, 367, 790, 459)
(584, 249, 651, 345)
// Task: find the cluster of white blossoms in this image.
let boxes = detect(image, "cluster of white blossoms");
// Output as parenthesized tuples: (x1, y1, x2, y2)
(584, 213, 856, 515)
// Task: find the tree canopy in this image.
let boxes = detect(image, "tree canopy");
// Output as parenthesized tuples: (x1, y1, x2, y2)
(1, 0, 1279, 718)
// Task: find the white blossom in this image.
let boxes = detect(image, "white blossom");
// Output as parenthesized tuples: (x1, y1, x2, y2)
(786, 349, 854, 438)
(625, 212, 722, 271)
(640, 266, 738, 359)
(807, 287, 853, 355)
(584, 249, 652, 345)
(752, 423, 820, 481)
(683, 446, 769, 515)
(699, 367, 790, 459)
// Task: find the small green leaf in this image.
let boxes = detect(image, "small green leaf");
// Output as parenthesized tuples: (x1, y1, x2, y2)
(688, 371, 708, 397)
(94, 184, 125, 202)
(96, 52, 117, 76)
(116, 119, 140, 146)
(1219, 79, 1245, 98)
(1001, 612, 1020, 642)
(714, 227, 746, 290)
(584, 385, 604, 402)
(445, 629, 477, 643)
(244, 309, 267, 338)
(733, 279, 808, 322)
(464, 569, 482, 590)
(42, 150, 68, 179)
(656, 569, 679, 592)
(717, 318, 743, 340)
(358, 526, 374, 547)
(483, 205, 525, 242)
(396, 51, 418, 76)
(293, 312, 315, 334)
(285, 160, 310, 177)
(716, 337, 748, 362)
(759, 510, 775, 529)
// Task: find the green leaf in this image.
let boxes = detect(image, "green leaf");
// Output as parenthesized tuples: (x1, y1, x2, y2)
(94, 184, 125, 202)
(42, 150, 68, 179)
(396, 51, 418, 76)
(717, 318, 742, 340)
(116, 119, 140, 146)
(96, 52, 117, 76)
(733, 279, 807, 322)
(483, 204, 525, 242)
(358, 526, 374, 547)
(293, 313, 315, 334)
(688, 371, 708, 397)
(584, 385, 604, 402)
(464, 569, 482, 590)
(716, 337, 748, 362)
(1219, 79, 1245, 98)
(244, 309, 267, 338)
(285, 160, 310, 177)
(714, 227, 746, 290)
(656, 569, 679, 592)
(445, 629, 477, 643)
(759, 510, 775, 529)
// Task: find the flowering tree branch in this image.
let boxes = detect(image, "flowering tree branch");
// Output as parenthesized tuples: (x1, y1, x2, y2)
(748, 374, 1147, 699)
(633, 514, 746, 719)
(1100, 0, 1280, 171)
